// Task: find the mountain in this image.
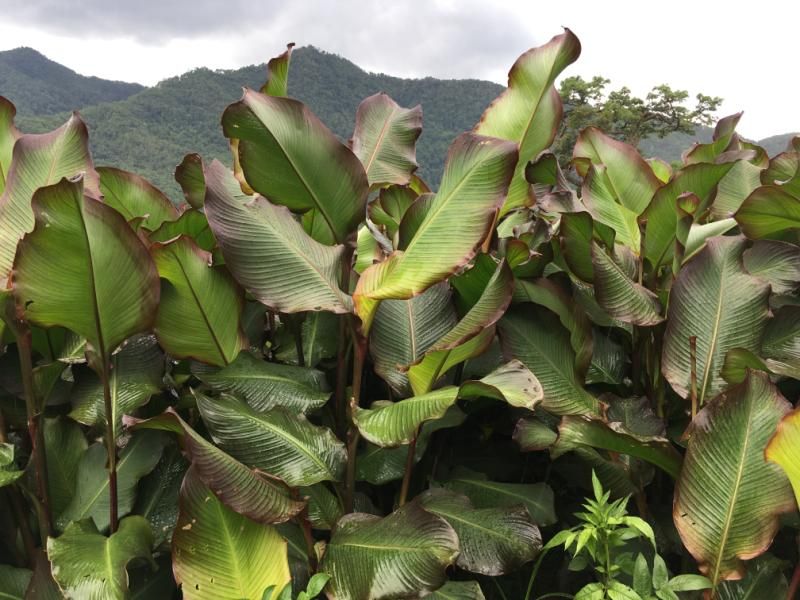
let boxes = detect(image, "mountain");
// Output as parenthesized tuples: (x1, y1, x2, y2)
(0, 47, 144, 116)
(2, 47, 797, 200)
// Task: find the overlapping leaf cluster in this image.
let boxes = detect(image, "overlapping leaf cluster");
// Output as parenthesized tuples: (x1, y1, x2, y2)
(0, 32, 798, 600)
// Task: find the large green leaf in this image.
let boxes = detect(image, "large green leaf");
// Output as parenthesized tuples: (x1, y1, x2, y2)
(152, 236, 246, 366)
(133, 409, 304, 525)
(0, 564, 30, 599)
(12, 177, 159, 361)
(370, 283, 456, 395)
(442, 469, 556, 527)
(429, 581, 485, 599)
(174, 153, 205, 209)
(735, 185, 800, 240)
(716, 555, 789, 600)
(203, 161, 352, 314)
(662, 236, 770, 404)
(418, 489, 541, 575)
(320, 503, 459, 600)
(354, 132, 517, 330)
(499, 307, 598, 415)
(57, 431, 167, 532)
(581, 164, 641, 252)
(0, 442, 23, 487)
(673, 372, 794, 586)
(766, 407, 800, 507)
(148, 209, 214, 251)
(192, 351, 329, 414)
(222, 89, 368, 245)
(762, 306, 800, 378)
(195, 391, 346, 487)
(173, 468, 290, 600)
(350, 93, 422, 187)
(273, 311, 339, 368)
(43, 417, 88, 516)
(474, 29, 580, 214)
(47, 516, 154, 600)
(132, 444, 186, 548)
(0, 114, 98, 281)
(742, 240, 800, 295)
(69, 334, 164, 438)
(261, 43, 294, 98)
(97, 167, 178, 231)
(0, 97, 20, 195)
(573, 127, 660, 215)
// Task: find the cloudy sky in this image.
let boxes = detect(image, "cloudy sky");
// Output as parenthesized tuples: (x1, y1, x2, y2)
(1, 0, 797, 139)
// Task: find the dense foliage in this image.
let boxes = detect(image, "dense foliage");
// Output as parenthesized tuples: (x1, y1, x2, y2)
(0, 30, 799, 600)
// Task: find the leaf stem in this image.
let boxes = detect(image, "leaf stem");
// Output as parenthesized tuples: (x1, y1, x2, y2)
(524, 547, 551, 600)
(344, 332, 367, 513)
(293, 489, 317, 572)
(101, 358, 119, 533)
(334, 247, 355, 438)
(398, 430, 419, 507)
(788, 556, 800, 600)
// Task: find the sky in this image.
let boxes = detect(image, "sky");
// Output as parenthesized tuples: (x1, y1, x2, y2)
(1, 0, 798, 140)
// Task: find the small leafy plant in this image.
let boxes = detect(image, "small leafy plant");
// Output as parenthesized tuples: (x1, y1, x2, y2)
(0, 29, 797, 600)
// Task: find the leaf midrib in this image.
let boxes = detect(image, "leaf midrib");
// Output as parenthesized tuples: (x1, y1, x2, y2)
(362, 104, 398, 178)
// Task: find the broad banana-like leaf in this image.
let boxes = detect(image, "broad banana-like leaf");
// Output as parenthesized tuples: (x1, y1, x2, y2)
(0, 97, 20, 195)
(132, 445, 185, 548)
(261, 43, 294, 97)
(499, 307, 598, 415)
(133, 409, 304, 524)
(474, 29, 580, 214)
(152, 236, 246, 366)
(274, 311, 339, 368)
(765, 407, 800, 507)
(97, 167, 178, 231)
(443, 469, 556, 526)
(368, 185, 417, 242)
(513, 277, 593, 378)
(47, 516, 154, 600)
(0, 442, 23, 487)
(195, 391, 346, 487)
(174, 153, 205, 209)
(573, 127, 660, 215)
(0, 564, 30, 599)
(13, 177, 159, 362)
(762, 306, 800, 378)
(0, 113, 99, 281)
(221, 89, 368, 245)
(203, 161, 352, 314)
(350, 93, 422, 187)
(320, 503, 459, 600)
(662, 236, 769, 404)
(355, 360, 540, 446)
(44, 417, 88, 516)
(581, 164, 641, 252)
(69, 335, 164, 438)
(742, 240, 800, 295)
(192, 351, 329, 414)
(301, 483, 342, 530)
(173, 468, 290, 600)
(418, 489, 541, 575)
(720, 348, 769, 385)
(710, 160, 764, 220)
(513, 418, 558, 451)
(682, 113, 741, 165)
(370, 283, 456, 395)
(591, 242, 663, 326)
(643, 162, 735, 272)
(552, 416, 682, 478)
(354, 133, 517, 330)
(429, 581, 485, 599)
(673, 372, 794, 586)
(148, 209, 214, 251)
(735, 185, 800, 240)
(716, 555, 789, 600)
(58, 431, 167, 532)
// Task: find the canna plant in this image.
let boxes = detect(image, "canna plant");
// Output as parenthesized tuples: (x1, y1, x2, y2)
(0, 29, 797, 600)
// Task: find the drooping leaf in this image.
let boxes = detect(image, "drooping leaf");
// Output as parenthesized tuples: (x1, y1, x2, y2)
(418, 489, 541, 575)
(0, 97, 20, 196)
(152, 236, 246, 366)
(195, 391, 346, 487)
(47, 516, 154, 600)
(172, 468, 290, 600)
(58, 430, 167, 532)
(499, 307, 598, 415)
(69, 334, 164, 438)
(475, 29, 581, 214)
(192, 351, 329, 414)
(203, 161, 352, 314)
(97, 167, 178, 231)
(673, 372, 795, 585)
(354, 133, 517, 330)
(443, 469, 556, 527)
(174, 153, 206, 209)
(662, 236, 770, 404)
(320, 503, 459, 600)
(350, 93, 422, 187)
(133, 409, 304, 525)
(0, 114, 99, 280)
(261, 43, 294, 98)
(765, 407, 800, 508)
(742, 239, 800, 295)
(43, 417, 88, 516)
(222, 89, 368, 245)
(12, 177, 159, 362)
(735, 185, 800, 240)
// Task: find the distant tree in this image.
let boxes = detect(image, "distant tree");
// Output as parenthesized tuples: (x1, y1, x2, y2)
(554, 75, 723, 165)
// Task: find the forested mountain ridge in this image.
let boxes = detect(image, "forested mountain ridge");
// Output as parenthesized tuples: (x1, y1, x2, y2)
(2, 46, 797, 200)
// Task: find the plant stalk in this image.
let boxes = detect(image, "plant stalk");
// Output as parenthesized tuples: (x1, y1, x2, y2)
(15, 327, 53, 540)
(293, 490, 317, 572)
(788, 560, 800, 600)
(334, 247, 355, 437)
(344, 333, 366, 514)
(398, 431, 419, 507)
(101, 358, 119, 533)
